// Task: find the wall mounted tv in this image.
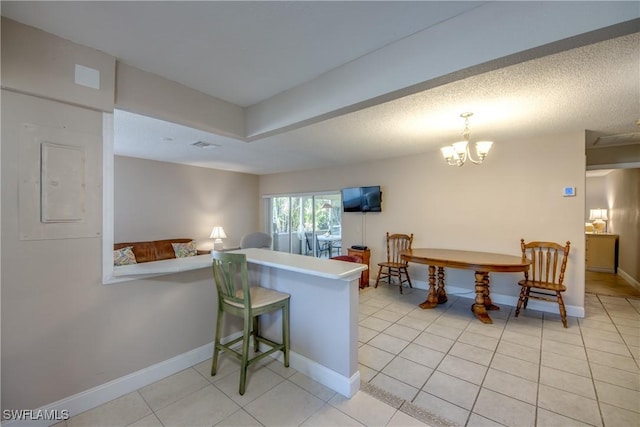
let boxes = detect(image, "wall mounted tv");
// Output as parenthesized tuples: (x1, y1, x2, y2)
(342, 186, 382, 212)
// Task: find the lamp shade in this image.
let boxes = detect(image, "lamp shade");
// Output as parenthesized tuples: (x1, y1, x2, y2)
(209, 226, 227, 239)
(452, 140, 468, 156)
(589, 209, 608, 221)
(475, 140, 493, 156)
(440, 146, 455, 160)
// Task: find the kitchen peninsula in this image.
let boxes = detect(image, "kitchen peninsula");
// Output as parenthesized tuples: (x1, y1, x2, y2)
(230, 248, 366, 397)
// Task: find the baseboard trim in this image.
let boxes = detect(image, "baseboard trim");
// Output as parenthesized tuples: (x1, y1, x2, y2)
(618, 268, 640, 290)
(272, 351, 359, 398)
(3, 330, 358, 426)
(1, 334, 236, 427)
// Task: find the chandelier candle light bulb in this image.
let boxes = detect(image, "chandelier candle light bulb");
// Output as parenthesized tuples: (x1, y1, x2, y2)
(441, 113, 493, 166)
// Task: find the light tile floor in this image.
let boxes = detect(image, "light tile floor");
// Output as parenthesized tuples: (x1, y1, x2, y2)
(57, 329, 430, 427)
(358, 285, 640, 427)
(59, 284, 639, 427)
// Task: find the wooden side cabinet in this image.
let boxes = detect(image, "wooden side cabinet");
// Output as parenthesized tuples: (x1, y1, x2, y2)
(586, 234, 619, 273)
(347, 247, 371, 288)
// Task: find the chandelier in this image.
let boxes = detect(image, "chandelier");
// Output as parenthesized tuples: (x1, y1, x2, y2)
(441, 112, 493, 166)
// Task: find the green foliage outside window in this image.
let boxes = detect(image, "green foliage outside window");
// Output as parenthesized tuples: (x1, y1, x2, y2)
(272, 195, 340, 234)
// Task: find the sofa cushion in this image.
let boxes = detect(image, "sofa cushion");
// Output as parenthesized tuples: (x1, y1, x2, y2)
(154, 238, 192, 260)
(114, 241, 157, 263)
(114, 246, 137, 266)
(172, 240, 197, 258)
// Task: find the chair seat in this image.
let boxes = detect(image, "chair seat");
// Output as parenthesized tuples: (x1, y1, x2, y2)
(518, 279, 566, 292)
(227, 286, 290, 309)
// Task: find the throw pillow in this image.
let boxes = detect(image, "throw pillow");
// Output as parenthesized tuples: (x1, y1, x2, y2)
(172, 241, 198, 258)
(114, 246, 137, 266)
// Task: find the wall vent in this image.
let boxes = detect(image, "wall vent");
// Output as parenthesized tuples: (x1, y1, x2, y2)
(191, 141, 220, 148)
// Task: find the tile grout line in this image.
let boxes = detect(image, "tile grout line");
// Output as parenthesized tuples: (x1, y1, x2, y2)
(363, 288, 466, 426)
(369, 289, 628, 427)
(410, 295, 467, 424)
(598, 295, 640, 371)
(538, 312, 600, 427)
(576, 311, 607, 427)
(374, 298, 466, 426)
(367, 287, 640, 426)
(462, 307, 513, 427)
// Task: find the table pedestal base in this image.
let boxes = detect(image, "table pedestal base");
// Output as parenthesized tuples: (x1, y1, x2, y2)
(419, 266, 449, 309)
(471, 271, 499, 324)
(403, 248, 529, 325)
(419, 268, 500, 324)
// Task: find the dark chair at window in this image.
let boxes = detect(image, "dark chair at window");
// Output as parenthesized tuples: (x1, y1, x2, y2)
(516, 239, 571, 327)
(331, 240, 342, 256)
(304, 232, 330, 257)
(375, 232, 413, 294)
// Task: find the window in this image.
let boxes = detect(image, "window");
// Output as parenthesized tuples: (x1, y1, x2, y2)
(268, 192, 342, 258)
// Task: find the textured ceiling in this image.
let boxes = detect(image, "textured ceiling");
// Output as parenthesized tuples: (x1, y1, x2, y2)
(2, 2, 639, 175)
(114, 32, 640, 174)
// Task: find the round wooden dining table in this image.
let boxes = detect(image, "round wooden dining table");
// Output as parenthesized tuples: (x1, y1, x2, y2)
(401, 248, 530, 324)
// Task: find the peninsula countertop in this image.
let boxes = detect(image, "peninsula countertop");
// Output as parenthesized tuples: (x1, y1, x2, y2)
(112, 248, 366, 282)
(229, 248, 366, 280)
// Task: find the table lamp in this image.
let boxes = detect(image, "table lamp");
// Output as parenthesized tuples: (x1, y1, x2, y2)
(589, 209, 608, 234)
(210, 226, 227, 251)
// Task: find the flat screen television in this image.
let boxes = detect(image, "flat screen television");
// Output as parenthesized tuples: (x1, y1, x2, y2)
(341, 186, 382, 212)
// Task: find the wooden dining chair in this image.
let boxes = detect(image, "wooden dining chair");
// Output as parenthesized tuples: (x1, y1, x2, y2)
(210, 252, 290, 395)
(375, 232, 414, 294)
(516, 239, 571, 327)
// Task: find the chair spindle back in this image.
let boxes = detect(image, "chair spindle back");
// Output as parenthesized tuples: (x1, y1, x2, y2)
(387, 233, 414, 264)
(520, 239, 570, 285)
(212, 252, 250, 308)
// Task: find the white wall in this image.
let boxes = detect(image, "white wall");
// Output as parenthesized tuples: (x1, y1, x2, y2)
(116, 63, 244, 139)
(114, 156, 259, 249)
(0, 19, 260, 412)
(606, 168, 640, 283)
(1, 17, 115, 111)
(260, 132, 586, 312)
(1, 90, 260, 412)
